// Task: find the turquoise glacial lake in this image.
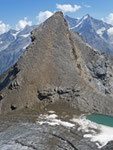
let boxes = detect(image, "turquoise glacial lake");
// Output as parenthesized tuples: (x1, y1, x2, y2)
(86, 114, 113, 127)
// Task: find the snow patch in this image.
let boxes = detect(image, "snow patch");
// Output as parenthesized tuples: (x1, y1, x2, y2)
(0, 41, 3, 44)
(70, 15, 88, 29)
(96, 27, 105, 37)
(37, 114, 75, 128)
(20, 33, 30, 38)
(11, 31, 20, 39)
(107, 27, 113, 36)
(23, 44, 30, 50)
(48, 110, 55, 114)
(82, 15, 88, 20)
(71, 117, 113, 148)
(70, 21, 82, 29)
(37, 112, 113, 148)
(0, 43, 10, 51)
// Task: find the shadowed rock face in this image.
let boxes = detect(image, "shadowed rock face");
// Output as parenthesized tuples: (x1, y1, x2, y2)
(0, 11, 113, 115)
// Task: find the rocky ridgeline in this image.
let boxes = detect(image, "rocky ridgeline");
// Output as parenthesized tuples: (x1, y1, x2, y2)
(0, 12, 113, 115)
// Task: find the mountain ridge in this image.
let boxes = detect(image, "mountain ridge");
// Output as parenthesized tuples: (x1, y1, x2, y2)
(65, 14, 113, 54)
(1, 14, 113, 76)
(0, 11, 113, 116)
(0, 25, 37, 75)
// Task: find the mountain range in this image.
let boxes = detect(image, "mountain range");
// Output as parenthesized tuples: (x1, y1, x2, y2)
(0, 14, 113, 75)
(0, 25, 37, 75)
(65, 14, 113, 54)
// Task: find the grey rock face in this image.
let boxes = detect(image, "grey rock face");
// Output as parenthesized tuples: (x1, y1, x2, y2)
(0, 102, 110, 150)
(0, 109, 97, 150)
(0, 102, 99, 150)
(0, 12, 113, 116)
(37, 88, 80, 104)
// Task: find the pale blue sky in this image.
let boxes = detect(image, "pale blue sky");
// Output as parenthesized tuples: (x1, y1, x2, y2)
(0, 0, 113, 32)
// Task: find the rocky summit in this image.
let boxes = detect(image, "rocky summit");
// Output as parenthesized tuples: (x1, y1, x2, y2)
(0, 11, 113, 115)
(1, 11, 113, 150)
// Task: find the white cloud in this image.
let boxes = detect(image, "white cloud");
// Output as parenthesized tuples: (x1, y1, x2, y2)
(37, 11, 53, 24)
(84, 5, 91, 8)
(0, 21, 10, 35)
(107, 27, 113, 36)
(56, 4, 81, 13)
(106, 13, 113, 25)
(16, 17, 32, 30)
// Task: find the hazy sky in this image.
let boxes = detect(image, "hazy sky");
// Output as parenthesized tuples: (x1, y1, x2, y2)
(0, 0, 113, 33)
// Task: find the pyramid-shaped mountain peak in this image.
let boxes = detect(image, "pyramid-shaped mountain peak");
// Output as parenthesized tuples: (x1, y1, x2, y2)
(0, 12, 113, 116)
(0, 11, 79, 114)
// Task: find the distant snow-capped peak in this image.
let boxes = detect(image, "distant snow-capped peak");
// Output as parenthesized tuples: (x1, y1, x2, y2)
(65, 14, 113, 55)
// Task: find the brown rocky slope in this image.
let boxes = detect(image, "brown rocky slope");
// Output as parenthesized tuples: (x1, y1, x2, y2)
(0, 12, 113, 115)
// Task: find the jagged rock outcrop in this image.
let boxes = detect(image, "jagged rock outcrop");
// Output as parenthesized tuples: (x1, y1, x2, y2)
(0, 12, 113, 115)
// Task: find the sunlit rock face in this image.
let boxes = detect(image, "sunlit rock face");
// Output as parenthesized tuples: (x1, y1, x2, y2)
(0, 12, 113, 116)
